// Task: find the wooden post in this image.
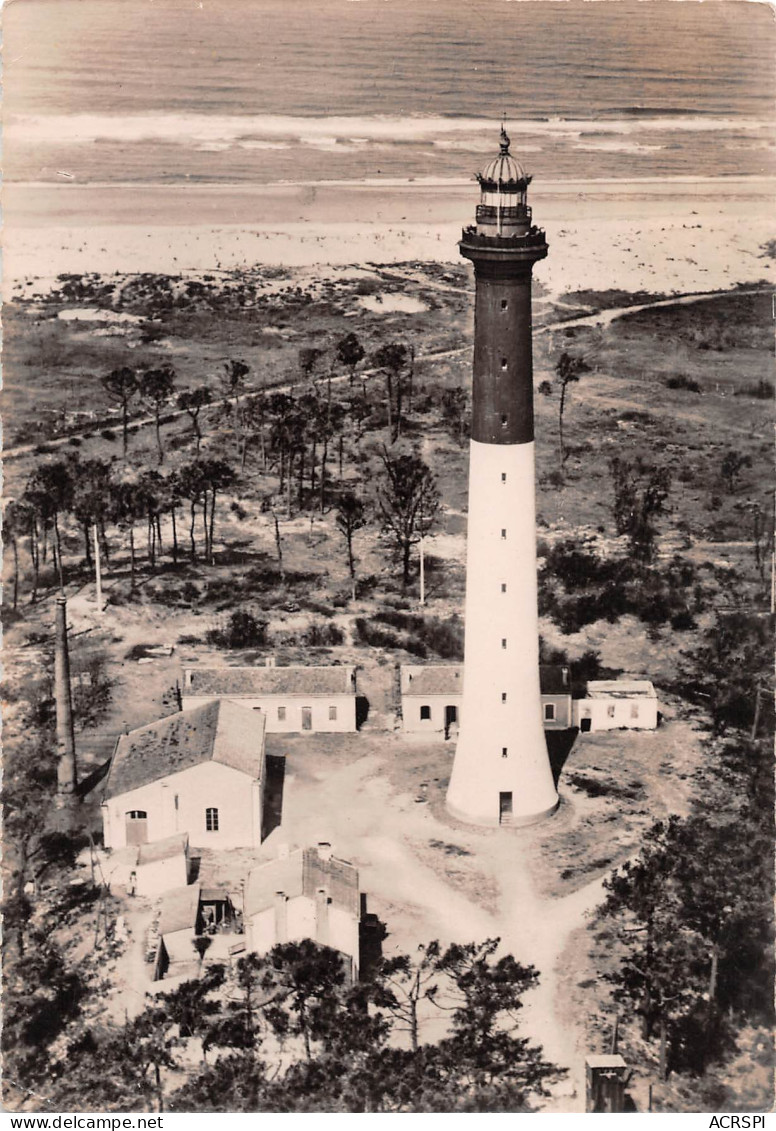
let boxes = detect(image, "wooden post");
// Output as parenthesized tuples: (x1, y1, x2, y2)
(419, 532, 425, 606)
(93, 525, 103, 613)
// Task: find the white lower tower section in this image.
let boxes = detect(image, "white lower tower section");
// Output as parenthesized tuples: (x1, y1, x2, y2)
(446, 440, 559, 827)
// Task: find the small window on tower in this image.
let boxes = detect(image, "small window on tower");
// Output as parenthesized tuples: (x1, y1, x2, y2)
(501, 472, 507, 483)
(501, 639, 507, 649)
(501, 529, 507, 539)
(501, 414, 508, 428)
(500, 358, 508, 370)
(502, 747, 508, 758)
(501, 299, 508, 311)
(501, 583, 507, 593)
(501, 693, 507, 703)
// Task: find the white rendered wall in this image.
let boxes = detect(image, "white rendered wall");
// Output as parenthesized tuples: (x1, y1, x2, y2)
(103, 761, 263, 850)
(573, 697, 658, 731)
(447, 440, 559, 826)
(135, 851, 189, 897)
(182, 694, 356, 733)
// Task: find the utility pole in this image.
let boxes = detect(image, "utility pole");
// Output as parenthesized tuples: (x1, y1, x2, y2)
(93, 524, 103, 613)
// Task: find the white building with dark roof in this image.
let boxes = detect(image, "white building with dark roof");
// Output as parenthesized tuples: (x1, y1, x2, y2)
(401, 664, 572, 736)
(244, 843, 361, 980)
(182, 664, 358, 733)
(101, 699, 266, 851)
(573, 680, 658, 732)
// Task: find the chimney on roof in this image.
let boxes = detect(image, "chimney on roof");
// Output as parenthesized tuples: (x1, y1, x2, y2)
(55, 596, 77, 796)
(317, 841, 332, 862)
(274, 891, 288, 944)
(315, 887, 330, 947)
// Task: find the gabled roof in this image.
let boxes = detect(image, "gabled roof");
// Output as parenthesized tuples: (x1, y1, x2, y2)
(160, 884, 200, 936)
(184, 665, 356, 697)
(586, 680, 656, 700)
(400, 664, 570, 696)
(103, 699, 264, 801)
(245, 847, 360, 920)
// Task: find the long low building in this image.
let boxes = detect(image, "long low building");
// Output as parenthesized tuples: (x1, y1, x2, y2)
(182, 664, 358, 733)
(401, 664, 573, 735)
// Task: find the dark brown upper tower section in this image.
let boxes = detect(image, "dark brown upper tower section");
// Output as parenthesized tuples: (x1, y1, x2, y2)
(459, 128, 548, 445)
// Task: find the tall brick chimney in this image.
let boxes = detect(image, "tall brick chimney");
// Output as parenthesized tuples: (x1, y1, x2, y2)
(54, 596, 77, 795)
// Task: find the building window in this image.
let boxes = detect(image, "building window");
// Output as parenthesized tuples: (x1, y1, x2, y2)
(630, 703, 639, 719)
(127, 810, 147, 820)
(502, 747, 508, 758)
(420, 705, 431, 721)
(501, 639, 507, 649)
(544, 703, 556, 722)
(206, 807, 219, 832)
(502, 692, 507, 703)
(501, 472, 507, 483)
(501, 583, 507, 593)
(607, 705, 616, 718)
(329, 705, 338, 721)
(501, 529, 507, 539)
(500, 357, 508, 370)
(501, 299, 508, 310)
(277, 706, 286, 721)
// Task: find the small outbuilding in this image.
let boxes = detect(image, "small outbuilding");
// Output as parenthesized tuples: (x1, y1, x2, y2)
(182, 664, 358, 733)
(155, 883, 202, 981)
(101, 698, 266, 851)
(132, 832, 190, 897)
(400, 664, 572, 735)
(244, 843, 361, 981)
(573, 680, 659, 732)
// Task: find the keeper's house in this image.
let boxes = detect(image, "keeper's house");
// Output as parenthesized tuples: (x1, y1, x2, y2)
(182, 664, 358, 734)
(244, 843, 361, 981)
(401, 664, 573, 735)
(101, 699, 266, 851)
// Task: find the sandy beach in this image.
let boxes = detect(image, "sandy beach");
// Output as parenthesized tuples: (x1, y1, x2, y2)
(5, 177, 774, 300)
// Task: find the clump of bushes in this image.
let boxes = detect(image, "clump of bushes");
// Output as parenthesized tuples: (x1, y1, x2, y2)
(666, 375, 702, 393)
(354, 617, 406, 651)
(302, 621, 344, 647)
(736, 380, 774, 400)
(206, 610, 268, 649)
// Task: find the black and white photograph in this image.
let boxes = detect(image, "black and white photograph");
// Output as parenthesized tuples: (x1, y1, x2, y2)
(2, 0, 774, 1115)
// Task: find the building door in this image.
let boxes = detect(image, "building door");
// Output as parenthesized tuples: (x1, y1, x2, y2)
(125, 810, 148, 845)
(580, 718, 592, 733)
(499, 792, 513, 824)
(301, 707, 312, 731)
(445, 705, 458, 727)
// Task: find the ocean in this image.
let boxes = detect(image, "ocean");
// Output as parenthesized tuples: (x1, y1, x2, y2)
(5, 0, 775, 185)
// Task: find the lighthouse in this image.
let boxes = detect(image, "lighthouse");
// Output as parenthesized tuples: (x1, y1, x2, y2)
(446, 128, 559, 827)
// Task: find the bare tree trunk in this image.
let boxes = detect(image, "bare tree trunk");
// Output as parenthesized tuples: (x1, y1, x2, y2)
(129, 527, 136, 588)
(171, 507, 178, 564)
(155, 409, 164, 465)
(273, 512, 284, 579)
(83, 524, 93, 570)
(189, 501, 197, 563)
(53, 512, 65, 591)
(658, 1018, 668, 1082)
(208, 491, 216, 565)
(11, 538, 19, 610)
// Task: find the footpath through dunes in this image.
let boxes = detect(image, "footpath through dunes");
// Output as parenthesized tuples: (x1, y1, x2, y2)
(6, 283, 769, 463)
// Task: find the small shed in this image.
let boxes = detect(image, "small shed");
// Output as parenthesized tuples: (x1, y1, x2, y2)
(585, 1054, 630, 1113)
(182, 664, 358, 734)
(573, 680, 658, 732)
(156, 883, 201, 980)
(134, 833, 189, 897)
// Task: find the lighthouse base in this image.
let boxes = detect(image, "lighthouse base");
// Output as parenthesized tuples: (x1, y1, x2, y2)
(446, 795, 559, 829)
